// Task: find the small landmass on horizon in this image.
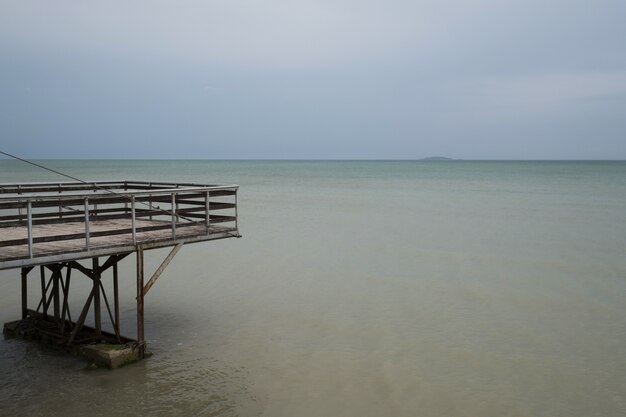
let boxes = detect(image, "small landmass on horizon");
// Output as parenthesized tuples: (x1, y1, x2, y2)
(420, 156, 455, 161)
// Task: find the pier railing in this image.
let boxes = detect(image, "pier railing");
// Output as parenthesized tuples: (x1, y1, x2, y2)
(0, 181, 238, 266)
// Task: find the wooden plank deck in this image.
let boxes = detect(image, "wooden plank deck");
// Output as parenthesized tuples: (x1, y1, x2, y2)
(0, 180, 239, 270)
(0, 218, 237, 270)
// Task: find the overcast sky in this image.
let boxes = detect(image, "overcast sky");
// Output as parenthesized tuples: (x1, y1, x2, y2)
(1, 1, 625, 159)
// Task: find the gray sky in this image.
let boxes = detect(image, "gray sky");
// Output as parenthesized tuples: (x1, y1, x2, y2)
(1, 0, 625, 159)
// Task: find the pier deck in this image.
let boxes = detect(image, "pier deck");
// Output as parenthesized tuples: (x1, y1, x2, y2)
(0, 218, 233, 262)
(0, 180, 239, 270)
(1, 180, 240, 365)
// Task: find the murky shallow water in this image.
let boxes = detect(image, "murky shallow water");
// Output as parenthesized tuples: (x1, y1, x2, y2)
(1, 160, 626, 416)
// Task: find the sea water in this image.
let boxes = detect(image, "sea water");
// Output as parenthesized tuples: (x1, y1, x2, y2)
(0, 160, 625, 417)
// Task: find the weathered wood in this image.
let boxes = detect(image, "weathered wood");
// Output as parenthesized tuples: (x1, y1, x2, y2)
(136, 246, 145, 357)
(0, 187, 236, 207)
(171, 194, 176, 239)
(2, 180, 240, 361)
(0, 227, 237, 271)
(61, 266, 72, 328)
(99, 280, 120, 343)
(84, 199, 90, 250)
(99, 253, 130, 274)
(67, 288, 95, 346)
(27, 201, 33, 258)
(0, 179, 229, 194)
(1, 180, 239, 271)
(0, 221, 205, 248)
(67, 261, 93, 279)
(113, 262, 119, 337)
(143, 243, 184, 296)
(21, 267, 33, 319)
(38, 266, 48, 317)
(0, 206, 132, 224)
(52, 266, 60, 322)
(93, 258, 101, 337)
(0, 192, 235, 211)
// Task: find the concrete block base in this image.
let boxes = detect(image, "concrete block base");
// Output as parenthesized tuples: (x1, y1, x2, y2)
(79, 343, 145, 369)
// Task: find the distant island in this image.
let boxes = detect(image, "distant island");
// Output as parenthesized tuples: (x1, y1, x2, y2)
(420, 156, 455, 161)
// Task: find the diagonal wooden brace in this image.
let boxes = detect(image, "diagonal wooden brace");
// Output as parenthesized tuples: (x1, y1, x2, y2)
(99, 253, 131, 275)
(143, 243, 184, 296)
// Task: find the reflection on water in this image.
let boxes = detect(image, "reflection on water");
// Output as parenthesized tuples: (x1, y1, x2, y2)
(1, 160, 626, 416)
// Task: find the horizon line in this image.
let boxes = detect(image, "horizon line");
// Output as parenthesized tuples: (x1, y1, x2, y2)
(1, 157, 626, 162)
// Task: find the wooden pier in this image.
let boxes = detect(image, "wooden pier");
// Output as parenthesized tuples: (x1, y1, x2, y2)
(0, 180, 239, 365)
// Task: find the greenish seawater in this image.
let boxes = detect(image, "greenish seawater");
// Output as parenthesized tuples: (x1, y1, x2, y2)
(1, 160, 625, 416)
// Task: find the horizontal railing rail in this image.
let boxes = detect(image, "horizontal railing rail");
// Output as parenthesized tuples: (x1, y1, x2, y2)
(0, 181, 239, 261)
(0, 185, 238, 201)
(0, 180, 231, 194)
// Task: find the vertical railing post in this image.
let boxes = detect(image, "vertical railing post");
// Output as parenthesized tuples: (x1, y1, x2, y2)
(84, 197, 90, 250)
(176, 193, 180, 223)
(58, 184, 62, 219)
(27, 200, 33, 258)
(131, 196, 136, 244)
(18, 185, 22, 222)
(171, 193, 176, 238)
(235, 189, 238, 233)
(205, 190, 210, 234)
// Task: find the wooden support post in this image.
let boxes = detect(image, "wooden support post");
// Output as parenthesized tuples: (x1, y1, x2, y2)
(21, 267, 29, 319)
(52, 266, 60, 322)
(136, 246, 145, 357)
(40, 266, 48, 319)
(113, 262, 120, 337)
(92, 257, 101, 338)
(61, 266, 72, 331)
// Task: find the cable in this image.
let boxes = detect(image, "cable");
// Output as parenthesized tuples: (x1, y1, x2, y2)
(1, 150, 88, 184)
(0, 149, 197, 223)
